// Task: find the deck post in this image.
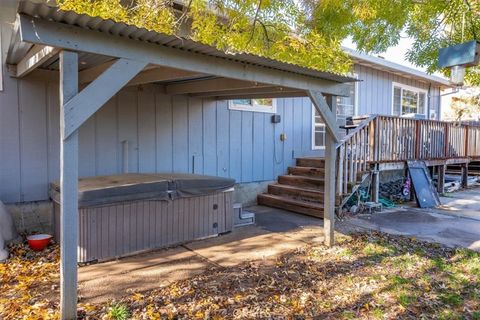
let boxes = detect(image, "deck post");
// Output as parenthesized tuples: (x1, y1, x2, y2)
(372, 168, 380, 203)
(437, 165, 446, 194)
(461, 163, 469, 188)
(323, 95, 337, 247)
(59, 50, 79, 319)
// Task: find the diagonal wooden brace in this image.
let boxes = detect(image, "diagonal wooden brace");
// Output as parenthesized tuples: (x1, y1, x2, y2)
(63, 58, 147, 138)
(308, 90, 341, 143)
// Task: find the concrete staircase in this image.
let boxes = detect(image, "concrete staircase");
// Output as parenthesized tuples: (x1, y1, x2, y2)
(257, 157, 325, 218)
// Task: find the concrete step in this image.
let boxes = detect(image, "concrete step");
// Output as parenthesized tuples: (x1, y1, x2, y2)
(288, 166, 325, 177)
(296, 157, 325, 168)
(278, 175, 324, 189)
(268, 184, 324, 203)
(257, 194, 324, 218)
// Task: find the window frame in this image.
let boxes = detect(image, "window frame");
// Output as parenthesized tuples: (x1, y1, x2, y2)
(311, 77, 358, 150)
(311, 106, 326, 150)
(391, 82, 428, 117)
(228, 98, 277, 113)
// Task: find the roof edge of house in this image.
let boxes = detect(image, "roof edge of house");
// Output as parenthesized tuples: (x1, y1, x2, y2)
(343, 47, 453, 89)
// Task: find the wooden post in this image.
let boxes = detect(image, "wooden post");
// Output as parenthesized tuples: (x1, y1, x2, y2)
(465, 126, 469, 157)
(415, 120, 421, 159)
(323, 95, 337, 247)
(372, 168, 380, 203)
(59, 51, 79, 319)
(437, 165, 446, 194)
(444, 123, 449, 158)
(461, 163, 469, 188)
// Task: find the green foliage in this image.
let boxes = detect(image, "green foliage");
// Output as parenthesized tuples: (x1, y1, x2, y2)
(57, 0, 480, 84)
(56, 0, 351, 75)
(107, 302, 130, 320)
(301, 0, 480, 85)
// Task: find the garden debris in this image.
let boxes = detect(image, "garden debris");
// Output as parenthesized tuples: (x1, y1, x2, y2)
(1, 232, 479, 319)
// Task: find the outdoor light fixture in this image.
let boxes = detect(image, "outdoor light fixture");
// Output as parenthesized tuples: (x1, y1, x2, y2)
(450, 65, 467, 86)
(439, 40, 480, 86)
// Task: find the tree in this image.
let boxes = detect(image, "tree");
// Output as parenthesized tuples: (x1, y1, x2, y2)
(58, 0, 480, 84)
(448, 94, 480, 121)
(57, 0, 352, 75)
(300, 0, 480, 85)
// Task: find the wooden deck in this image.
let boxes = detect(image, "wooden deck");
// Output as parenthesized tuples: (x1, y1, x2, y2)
(336, 115, 480, 201)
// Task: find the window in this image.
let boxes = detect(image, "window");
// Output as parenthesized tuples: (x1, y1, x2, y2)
(229, 98, 276, 113)
(392, 83, 427, 116)
(312, 108, 326, 149)
(312, 81, 357, 149)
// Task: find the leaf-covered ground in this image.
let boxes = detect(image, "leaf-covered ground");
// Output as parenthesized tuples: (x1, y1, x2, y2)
(1, 232, 479, 319)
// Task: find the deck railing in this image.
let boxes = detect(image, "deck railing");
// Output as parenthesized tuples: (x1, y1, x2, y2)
(335, 115, 480, 198)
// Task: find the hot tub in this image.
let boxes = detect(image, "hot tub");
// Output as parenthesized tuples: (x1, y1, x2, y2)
(50, 173, 235, 263)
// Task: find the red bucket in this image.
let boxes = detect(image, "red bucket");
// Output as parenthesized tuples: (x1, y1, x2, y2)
(27, 234, 52, 251)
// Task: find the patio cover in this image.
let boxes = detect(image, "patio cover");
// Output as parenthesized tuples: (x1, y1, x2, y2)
(7, 1, 355, 318)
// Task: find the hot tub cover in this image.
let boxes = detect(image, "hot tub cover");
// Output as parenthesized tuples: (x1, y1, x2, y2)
(50, 173, 235, 206)
(154, 173, 235, 198)
(50, 174, 170, 206)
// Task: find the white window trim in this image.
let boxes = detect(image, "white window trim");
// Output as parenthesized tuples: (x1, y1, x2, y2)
(311, 105, 325, 150)
(311, 76, 358, 150)
(228, 98, 277, 113)
(391, 82, 428, 116)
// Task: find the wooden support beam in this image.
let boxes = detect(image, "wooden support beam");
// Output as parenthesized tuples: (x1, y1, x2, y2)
(189, 86, 304, 98)
(323, 95, 337, 247)
(128, 67, 205, 86)
(18, 14, 351, 97)
(165, 78, 270, 95)
(63, 58, 147, 138)
(15, 45, 60, 77)
(210, 91, 307, 100)
(308, 90, 341, 143)
(59, 50, 79, 320)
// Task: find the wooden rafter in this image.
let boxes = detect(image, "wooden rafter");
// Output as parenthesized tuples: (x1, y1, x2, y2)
(15, 45, 60, 78)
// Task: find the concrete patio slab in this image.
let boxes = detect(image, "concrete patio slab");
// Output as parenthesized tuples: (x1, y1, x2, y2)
(78, 206, 326, 303)
(339, 197, 480, 252)
(78, 246, 209, 303)
(439, 188, 480, 221)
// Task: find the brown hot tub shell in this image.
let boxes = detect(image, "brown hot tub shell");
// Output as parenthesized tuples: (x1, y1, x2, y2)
(50, 173, 235, 263)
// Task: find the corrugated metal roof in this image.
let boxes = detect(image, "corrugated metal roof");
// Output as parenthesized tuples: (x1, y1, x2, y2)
(14, 1, 356, 84)
(343, 47, 452, 88)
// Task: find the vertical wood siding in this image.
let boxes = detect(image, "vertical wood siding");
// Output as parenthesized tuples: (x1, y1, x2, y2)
(354, 65, 441, 118)
(54, 190, 234, 263)
(0, 78, 317, 203)
(0, 64, 443, 204)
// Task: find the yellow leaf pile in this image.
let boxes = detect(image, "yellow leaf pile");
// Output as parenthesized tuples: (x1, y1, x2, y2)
(1, 232, 479, 319)
(0, 242, 60, 319)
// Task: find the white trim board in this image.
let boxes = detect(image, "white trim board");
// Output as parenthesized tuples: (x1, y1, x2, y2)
(391, 82, 428, 116)
(228, 98, 277, 113)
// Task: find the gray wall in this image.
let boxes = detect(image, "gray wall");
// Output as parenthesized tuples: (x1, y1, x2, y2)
(354, 64, 442, 120)
(0, 75, 319, 203)
(0, 5, 443, 204)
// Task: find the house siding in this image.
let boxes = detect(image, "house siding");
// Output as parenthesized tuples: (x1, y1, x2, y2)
(0, 76, 320, 203)
(354, 64, 441, 119)
(0, 65, 444, 204)
(0, 6, 444, 204)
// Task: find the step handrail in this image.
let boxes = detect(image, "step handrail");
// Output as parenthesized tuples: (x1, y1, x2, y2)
(336, 114, 378, 146)
(335, 115, 377, 198)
